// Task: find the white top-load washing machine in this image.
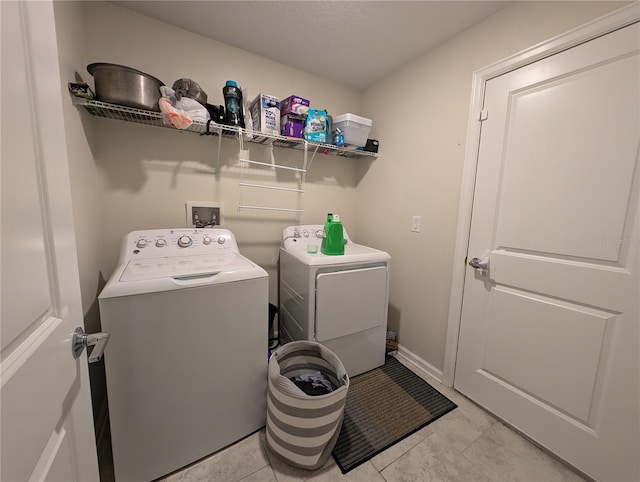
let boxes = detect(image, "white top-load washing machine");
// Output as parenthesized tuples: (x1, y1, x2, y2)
(279, 225, 390, 377)
(99, 228, 268, 482)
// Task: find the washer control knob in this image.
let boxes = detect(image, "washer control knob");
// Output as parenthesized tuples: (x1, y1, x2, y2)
(217, 235, 226, 245)
(303, 230, 309, 238)
(315, 229, 324, 238)
(155, 238, 167, 248)
(203, 236, 212, 245)
(136, 239, 148, 248)
(177, 235, 192, 248)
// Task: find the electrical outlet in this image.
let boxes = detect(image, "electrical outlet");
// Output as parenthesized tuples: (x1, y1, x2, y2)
(411, 215, 421, 233)
(185, 201, 224, 228)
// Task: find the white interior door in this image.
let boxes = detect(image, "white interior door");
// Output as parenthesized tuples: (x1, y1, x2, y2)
(1, 1, 99, 481)
(454, 22, 639, 482)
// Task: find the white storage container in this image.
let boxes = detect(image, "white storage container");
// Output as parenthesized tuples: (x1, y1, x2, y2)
(333, 113, 372, 147)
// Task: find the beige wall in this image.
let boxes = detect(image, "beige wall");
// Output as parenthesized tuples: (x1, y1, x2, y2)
(55, 2, 626, 417)
(54, 0, 363, 434)
(357, 1, 626, 372)
(80, 1, 363, 303)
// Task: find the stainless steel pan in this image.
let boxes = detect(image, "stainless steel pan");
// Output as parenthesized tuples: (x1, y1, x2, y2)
(87, 63, 164, 112)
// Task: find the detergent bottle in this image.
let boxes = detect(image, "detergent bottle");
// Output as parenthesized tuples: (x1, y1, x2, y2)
(223, 80, 245, 127)
(321, 213, 345, 255)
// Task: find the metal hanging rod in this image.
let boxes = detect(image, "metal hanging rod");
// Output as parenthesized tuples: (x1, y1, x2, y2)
(238, 205, 304, 214)
(238, 182, 305, 193)
(239, 158, 307, 173)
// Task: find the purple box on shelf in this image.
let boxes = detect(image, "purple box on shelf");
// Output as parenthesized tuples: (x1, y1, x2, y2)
(280, 95, 310, 116)
(281, 114, 306, 138)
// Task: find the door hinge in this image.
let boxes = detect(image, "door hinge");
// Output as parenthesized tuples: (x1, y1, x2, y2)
(479, 109, 489, 121)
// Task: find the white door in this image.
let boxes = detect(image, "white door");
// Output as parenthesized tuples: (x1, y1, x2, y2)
(454, 21, 639, 482)
(1, 2, 99, 481)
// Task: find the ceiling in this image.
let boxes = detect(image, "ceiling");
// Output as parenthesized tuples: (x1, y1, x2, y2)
(113, 1, 508, 90)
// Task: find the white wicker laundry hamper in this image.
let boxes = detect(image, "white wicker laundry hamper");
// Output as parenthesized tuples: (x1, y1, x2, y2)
(266, 341, 349, 470)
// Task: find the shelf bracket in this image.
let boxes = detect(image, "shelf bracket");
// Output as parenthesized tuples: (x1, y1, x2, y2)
(306, 143, 319, 175)
(202, 119, 223, 178)
(214, 126, 222, 178)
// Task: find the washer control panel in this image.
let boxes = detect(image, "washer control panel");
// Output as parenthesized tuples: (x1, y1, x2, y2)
(121, 228, 237, 260)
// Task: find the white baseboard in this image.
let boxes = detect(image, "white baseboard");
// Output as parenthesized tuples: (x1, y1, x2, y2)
(396, 344, 445, 385)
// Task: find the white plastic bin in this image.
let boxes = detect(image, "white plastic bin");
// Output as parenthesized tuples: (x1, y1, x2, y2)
(333, 113, 372, 147)
(265, 341, 349, 470)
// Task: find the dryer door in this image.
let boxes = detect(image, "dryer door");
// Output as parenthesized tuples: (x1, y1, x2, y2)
(315, 266, 387, 341)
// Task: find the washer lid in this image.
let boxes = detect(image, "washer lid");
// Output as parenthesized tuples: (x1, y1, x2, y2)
(120, 252, 253, 282)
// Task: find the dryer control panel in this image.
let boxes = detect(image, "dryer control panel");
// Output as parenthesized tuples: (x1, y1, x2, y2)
(120, 228, 239, 261)
(282, 225, 352, 252)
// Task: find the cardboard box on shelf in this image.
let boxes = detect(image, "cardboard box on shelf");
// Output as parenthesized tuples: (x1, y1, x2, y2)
(281, 113, 306, 138)
(280, 95, 310, 116)
(249, 93, 280, 136)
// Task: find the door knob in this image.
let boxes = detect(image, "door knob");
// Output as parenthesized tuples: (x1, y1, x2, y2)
(468, 256, 490, 275)
(72, 327, 110, 363)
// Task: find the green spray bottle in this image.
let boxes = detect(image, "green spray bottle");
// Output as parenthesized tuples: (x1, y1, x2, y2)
(321, 213, 345, 255)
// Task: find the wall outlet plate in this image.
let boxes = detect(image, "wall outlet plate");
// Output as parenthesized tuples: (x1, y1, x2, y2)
(185, 201, 224, 228)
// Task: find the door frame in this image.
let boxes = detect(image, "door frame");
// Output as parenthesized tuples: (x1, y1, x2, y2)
(442, 3, 640, 387)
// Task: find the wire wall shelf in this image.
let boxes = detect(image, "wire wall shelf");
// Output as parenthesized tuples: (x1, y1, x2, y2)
(72, 97, 377, 160)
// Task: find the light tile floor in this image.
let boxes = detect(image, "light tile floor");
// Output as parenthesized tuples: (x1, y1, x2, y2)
(152, 356, 585, 482)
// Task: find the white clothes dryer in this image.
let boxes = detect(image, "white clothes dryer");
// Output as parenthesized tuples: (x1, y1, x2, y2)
(279, 225, 390, 377)
(99, 228, 268, 482)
